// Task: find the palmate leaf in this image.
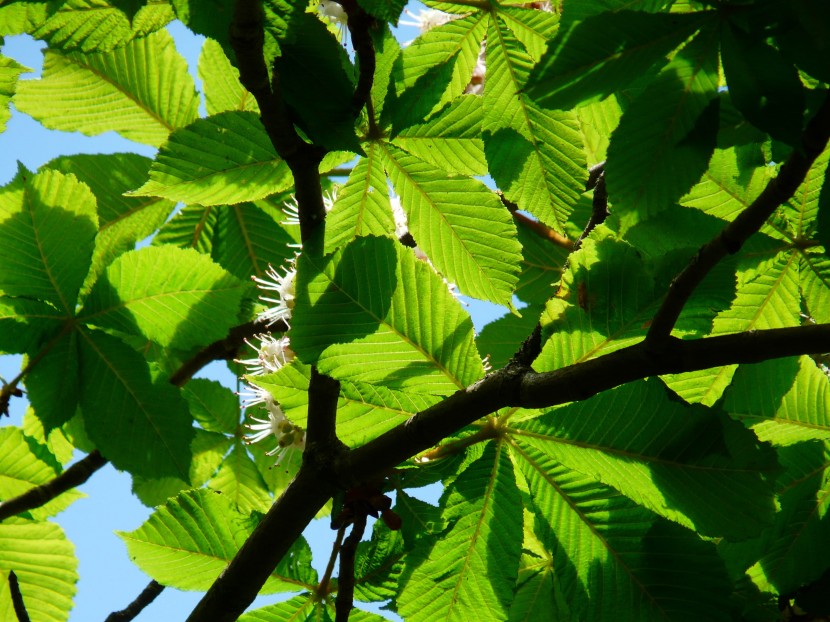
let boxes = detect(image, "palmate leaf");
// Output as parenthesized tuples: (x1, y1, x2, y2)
(381, 143, 521, 306)
(0, 427, 82, 520)
(724, 356, 830, 446)
(118, 489, 317, 593)
(525, 11, 705, 110)
(513, 443, 732, 622)
(511, 379, 776, 539)
(131, 112, 293, 206)
(14, 29, 198, 147)
(292, 236, 485, 395)
(662, 252, 801, 405)
(0, 53, 27, 132)
(398, 442, 522, 622)
(29, 0, 173, 53)
(324, 143, 394, 254)
(77, 328, 193, 479)
(80, 246, 248, 351)
(605, 28, 721, 229)
(0, 168, 98, 314)
(392, 95, 487, 177)
(0, 518, 77, 622)
(483, 15, 587, 234)
(198, 38, 259, 116)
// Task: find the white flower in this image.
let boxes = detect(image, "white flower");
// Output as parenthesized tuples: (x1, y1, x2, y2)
(465, 44, 486, 95)
(399, 8, 456, 33)
(238, 334, 295, 376)
(253, 263, 297, 326)
(319, 0, 347, 25)
(243, 397, 306, 466)
(482, 354, 493, 373)
(282, 189, 337, 227)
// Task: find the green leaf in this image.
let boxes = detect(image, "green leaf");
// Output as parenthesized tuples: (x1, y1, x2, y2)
(14, 29, 199, 147)
(391, 12, 487, 119)
(525, 11, 704, 110)
(801, 250, 830, 324)
(497, 5, 560, 62)
(0, 427, 82, 520)
(170, 0, 235, 58)
(357, 0, 406, 23)
(721, 22, 806, 146)
(484, 17, 587, 233)
(0, 168, 98, 313)
(24, 330, 79, 430)
(273, 10, 358, 152)
(392, 95, 487, 176)
(513, 217, 570, 305)
(324, 143, 395, 254)
(198, 38, 259, 116)
(236, 595, 316, 622)
(576, 95, 622, 166)
(722, 441, 830, 596)
(213, 202, 298, 280)
(512, 379, 776, 539)
(369, 24, 400, 121)
(662, 252, 801, 405)
(605, 28, 720, 229)
(130, 112, 293, 206)
(30, 0, 174, 53)
(398, 442, 523, 622)
(77, 328, 193, 479)
(476, 306, 543, 371)
(354, 520, 405, 602)
(22, 408, 76, 467)
(381, 143, 521, 306)
(131, 429, 231, 508)
(153, 204, 219, 254)
(41, 153, 176, 296)
(208, 441, 272, 514)
(514, 444, 733, 621)
(725, 356, 830, 446)
(292, 236, 485, 394)
(0, 519, 77, 622)
(80, 246, 248, 351)
(0, 53, 28, 132)
(182, 379, 240, 435)
(0, 297, 66, 355)
(118, 488, 317, 592)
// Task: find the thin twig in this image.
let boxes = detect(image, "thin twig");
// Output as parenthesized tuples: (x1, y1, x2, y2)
(335, 514, 367, 622)
(9, 571, 30, 622)
(317, 527, 346, 598)
(499, 193, 574, 250)
(104, 580, 164, 622)
(575, 166, 608, 251)
(646, 93, 830, 346)
(0, 451, 107, 522)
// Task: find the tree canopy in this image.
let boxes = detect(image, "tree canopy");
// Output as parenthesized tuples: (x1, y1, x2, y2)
(1, 0, 830, 620)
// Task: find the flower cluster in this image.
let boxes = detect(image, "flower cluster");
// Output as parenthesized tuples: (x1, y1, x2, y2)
(252, 263, 297, 327)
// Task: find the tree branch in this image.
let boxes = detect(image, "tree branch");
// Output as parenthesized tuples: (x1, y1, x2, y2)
(187, 323, 830, 622)
(342, 0, 378, 136)
(335, 513, 366, 622)
(0, 450, 107, 522)
(104, 580, 164, 622)
(9, 570, 30, 622)
(499, 193, 574, 251)
(646, 92, 830, 345)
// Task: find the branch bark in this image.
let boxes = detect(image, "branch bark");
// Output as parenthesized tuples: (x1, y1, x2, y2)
(186, 322, 830, 622)
(0, 450, 107, 522)
(9, 570, 30, 622)
(646, 92, 830, 345)
(104, 580, 164, 622)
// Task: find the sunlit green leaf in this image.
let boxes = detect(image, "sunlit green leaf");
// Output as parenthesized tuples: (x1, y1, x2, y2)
(119, 489, 317, 592)
(0, 53, 28, 132)
(198, 38, 259, 116)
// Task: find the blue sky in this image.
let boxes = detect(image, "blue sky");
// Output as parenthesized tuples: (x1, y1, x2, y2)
(0, 5, 512, 619)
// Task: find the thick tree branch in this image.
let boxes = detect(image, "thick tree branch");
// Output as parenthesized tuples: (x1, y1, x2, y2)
(9, 570, 30, 622)
(187, 323, 830, 622)
(0, 450, 107, 522)
(646, 92, 830, 345)
(341, 0, 378, 136)
(104, 580, 164, 622)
